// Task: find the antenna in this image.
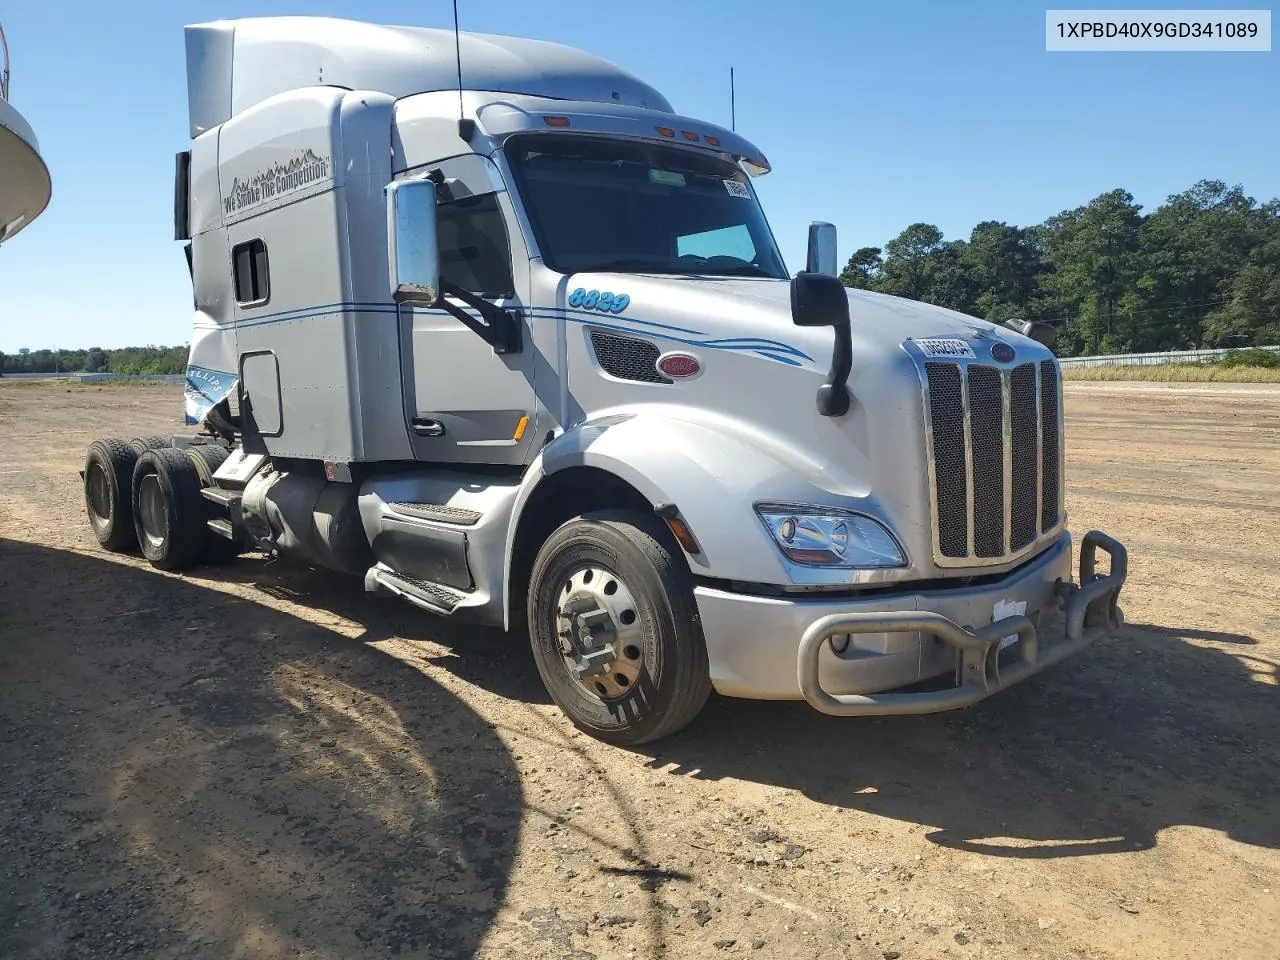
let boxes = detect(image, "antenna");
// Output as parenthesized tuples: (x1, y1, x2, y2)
(1, 24, 11, 101)
(730, 67, 736, 132)
(453, 0, 474, 141)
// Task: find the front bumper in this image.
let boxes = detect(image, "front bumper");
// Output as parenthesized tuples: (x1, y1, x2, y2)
(695, 531, 1127, 713)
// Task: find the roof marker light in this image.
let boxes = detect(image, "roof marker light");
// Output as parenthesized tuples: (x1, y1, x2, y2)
(543, 115, 571, 127)
(705, 135, 721, 146)
(656, 126, 675, 137)
(681, 130, 699, 141)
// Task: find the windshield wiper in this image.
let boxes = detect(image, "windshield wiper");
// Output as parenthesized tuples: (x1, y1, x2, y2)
(696, 263, 776, 278)
(571, 257, 778, 279)
(571, 257, 681, 274)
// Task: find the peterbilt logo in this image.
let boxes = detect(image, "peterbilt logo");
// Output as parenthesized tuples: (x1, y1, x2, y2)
(990, 342, 1016, 363)
(657, 352, 701, 378)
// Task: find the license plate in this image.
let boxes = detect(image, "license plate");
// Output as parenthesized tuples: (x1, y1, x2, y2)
(993, 599, 1027, 649)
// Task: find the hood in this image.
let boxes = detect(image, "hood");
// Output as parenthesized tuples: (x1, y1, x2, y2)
(566, 272, 1042, 372)
(561, 270, 1055, 582)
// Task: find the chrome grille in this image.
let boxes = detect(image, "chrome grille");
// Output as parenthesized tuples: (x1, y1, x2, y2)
(923, 363, 967, 557)
(918, 350, 1064, 567)
(1040, 360, 1061, 532)
(967, 366, 1005, 558)
(1009, 363, 1039, 550)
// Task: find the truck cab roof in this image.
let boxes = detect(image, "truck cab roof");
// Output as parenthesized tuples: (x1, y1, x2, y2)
(185, 16, 674, 139)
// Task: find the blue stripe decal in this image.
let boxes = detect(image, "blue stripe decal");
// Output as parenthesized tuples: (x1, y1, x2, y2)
(192, 300, 812, 366)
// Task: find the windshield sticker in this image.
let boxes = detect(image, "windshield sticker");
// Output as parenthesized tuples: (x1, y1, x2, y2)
(723, 179, 750, 199)
(569, 288, 631, 314)
(649, 169, 687, 187)
(913, 337, 976, 359)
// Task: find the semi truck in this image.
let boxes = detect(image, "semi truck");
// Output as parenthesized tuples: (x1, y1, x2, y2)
(81, 16, 1127, 745)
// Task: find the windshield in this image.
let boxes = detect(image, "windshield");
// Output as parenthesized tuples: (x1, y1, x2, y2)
(504, 134, 788, 279)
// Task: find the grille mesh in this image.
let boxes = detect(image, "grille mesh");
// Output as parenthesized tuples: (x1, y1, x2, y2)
(1040, 360, 1061, 532)
(921, 353, 1064, 565)
(1009, 363, 1039, 551)
(967, 366, 1005, 558)
(590, 331, 671, 384)
(924, 363, 968, 558)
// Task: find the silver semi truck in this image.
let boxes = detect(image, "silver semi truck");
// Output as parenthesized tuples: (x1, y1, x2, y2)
(82, 16, 1127, 745)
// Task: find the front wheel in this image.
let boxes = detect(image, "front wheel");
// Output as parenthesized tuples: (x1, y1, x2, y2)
(527, 510, 711, 746)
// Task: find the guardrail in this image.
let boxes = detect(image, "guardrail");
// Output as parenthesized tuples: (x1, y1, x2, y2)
(1057, 346, 1280, 368)
(0, 372, 185, 383)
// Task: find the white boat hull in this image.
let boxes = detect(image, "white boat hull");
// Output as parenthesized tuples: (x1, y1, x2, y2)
(0, 97, 51, 243)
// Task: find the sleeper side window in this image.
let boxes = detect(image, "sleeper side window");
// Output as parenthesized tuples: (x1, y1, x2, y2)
(232, 239, 270, 305)
(436, 193, 515, 299)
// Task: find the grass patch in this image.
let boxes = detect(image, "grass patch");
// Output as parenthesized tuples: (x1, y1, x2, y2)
(1062, 364, 1280, 383)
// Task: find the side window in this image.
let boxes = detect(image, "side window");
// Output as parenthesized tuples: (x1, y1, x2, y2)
(437, 193, 514, 298)
(232, 239, 270, 305)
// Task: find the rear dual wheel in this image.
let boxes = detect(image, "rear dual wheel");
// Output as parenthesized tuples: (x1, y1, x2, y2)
(84, 437, 237, 569)
(132, 448, 210, 571)
(84, 439, 139, 552)
(85, 437, 174, 553)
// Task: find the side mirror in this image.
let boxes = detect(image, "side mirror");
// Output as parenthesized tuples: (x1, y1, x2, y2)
(805, 221, 838, 276)
(387, 178, 441, 304)
(791, 271, 852, 417)
(1004, 318, 1057, 351)
(791, 271, 850, 328)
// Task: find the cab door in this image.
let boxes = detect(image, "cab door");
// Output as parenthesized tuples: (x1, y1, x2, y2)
(399, 154, 538, 465)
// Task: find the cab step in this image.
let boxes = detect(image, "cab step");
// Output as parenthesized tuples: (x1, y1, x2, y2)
(387, 502, 482, 526)
(201, 487, 244, 542)
(367, 566, 465, 614)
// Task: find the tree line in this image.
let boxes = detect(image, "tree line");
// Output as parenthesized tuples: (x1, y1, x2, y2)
(0, 345, 188, 376)
(839, 179, 1280, 355)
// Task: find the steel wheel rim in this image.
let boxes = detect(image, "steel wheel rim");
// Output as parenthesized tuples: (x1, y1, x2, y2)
(86, 462, 112, 525)
(554, 564, 646, 701)
(137, 472, 168, 551)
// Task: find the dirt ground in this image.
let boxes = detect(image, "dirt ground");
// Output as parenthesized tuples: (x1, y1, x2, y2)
(1, 380, 1277, 960)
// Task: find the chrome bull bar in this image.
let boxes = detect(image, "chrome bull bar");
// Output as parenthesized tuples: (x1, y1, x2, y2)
(797, 531, 1127, 717)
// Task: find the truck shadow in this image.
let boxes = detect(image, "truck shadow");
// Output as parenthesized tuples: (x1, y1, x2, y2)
(638, 621, 1280, 858)
(0, 540, 523, 959)
(205, 555, 1280, 862)
(183, 555, 1280, 862)
(205, 553, 551, 705)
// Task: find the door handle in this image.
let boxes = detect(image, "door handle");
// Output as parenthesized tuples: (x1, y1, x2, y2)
(412, 417, 445, 438)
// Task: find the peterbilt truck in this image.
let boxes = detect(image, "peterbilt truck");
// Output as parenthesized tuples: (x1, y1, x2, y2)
(81, 16, 1127, 745)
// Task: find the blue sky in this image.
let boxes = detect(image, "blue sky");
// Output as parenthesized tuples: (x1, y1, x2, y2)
(0, 0, 1275, 351)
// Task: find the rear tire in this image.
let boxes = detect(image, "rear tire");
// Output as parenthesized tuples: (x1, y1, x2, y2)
(127, 436, 170, 458)
(527, 509, 711, 746)
(131, 448, 209, 571)
(184, 445, 239, 564)
(184, 443, 229, 485)
(84, 439, 138, 552)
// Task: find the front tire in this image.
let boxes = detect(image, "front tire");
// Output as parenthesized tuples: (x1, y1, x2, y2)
(527, 510, 711, 746)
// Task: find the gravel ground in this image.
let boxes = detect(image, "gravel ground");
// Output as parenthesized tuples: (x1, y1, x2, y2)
(1, 380, 1277, 960)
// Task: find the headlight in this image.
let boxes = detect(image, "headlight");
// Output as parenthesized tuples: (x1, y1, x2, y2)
(754, 502, 906, 568)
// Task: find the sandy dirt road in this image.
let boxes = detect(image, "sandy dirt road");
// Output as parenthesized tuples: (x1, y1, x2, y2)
(1, 381, 1277, 960)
